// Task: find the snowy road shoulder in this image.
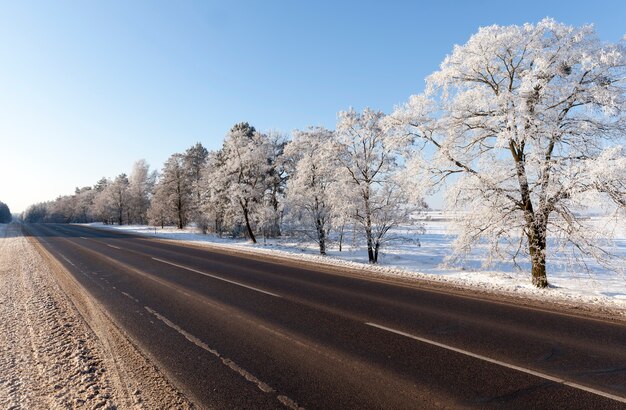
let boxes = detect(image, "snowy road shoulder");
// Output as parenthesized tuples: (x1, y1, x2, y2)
(0, 223, 117, 408)
(0, 223, 194, 409)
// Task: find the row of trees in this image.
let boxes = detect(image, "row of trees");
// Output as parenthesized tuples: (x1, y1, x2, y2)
(23, 19, 626, 287)
(24, 115, 424, 264)
(0, 201, 11, 223)
(24, 160, 156, 226)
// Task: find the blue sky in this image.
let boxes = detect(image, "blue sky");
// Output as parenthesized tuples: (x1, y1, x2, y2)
(1, 0, 624, 212)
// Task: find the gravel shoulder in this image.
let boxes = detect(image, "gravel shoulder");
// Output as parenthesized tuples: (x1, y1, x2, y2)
(0, 222, 195, 409)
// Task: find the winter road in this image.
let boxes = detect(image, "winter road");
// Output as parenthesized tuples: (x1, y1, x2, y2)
(25, 223, 626, 409)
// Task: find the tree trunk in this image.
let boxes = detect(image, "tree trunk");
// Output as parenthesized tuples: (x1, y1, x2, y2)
(365, 209, 375, 263)
(316, 218, 326, 255)
(338, 224, 344, 252)
(366, 229, 374, 263)
(528, 226, 548, 288)
(241, 203, 257, 243)
(215, 214, 224, 236)
(374, 241, 380, 263)
(510, 142, 549, 288)
(363, 186, 376, 263)
(531, 258, 548, 287)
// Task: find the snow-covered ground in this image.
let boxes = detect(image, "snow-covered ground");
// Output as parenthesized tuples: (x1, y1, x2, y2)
(0, 223, 193, 409)
(85, 212, 626, 317)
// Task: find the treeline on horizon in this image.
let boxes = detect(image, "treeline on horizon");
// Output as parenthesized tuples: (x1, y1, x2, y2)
(0, 201, 11, 223)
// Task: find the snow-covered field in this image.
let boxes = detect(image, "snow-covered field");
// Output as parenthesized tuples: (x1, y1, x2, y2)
(0, 223, 193, 409)
(85, 212, 626, 317)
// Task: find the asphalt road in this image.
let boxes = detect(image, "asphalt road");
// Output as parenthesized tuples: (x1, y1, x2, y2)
(24, 223, 626, 409)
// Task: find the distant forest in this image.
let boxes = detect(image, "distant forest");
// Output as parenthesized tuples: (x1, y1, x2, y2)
(0, 201, 11, 223)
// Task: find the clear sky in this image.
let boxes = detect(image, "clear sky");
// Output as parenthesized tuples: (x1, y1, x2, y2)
(1, 0, 624, 212)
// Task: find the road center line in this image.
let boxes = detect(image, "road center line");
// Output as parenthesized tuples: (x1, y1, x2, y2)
(121, 291, 139, 303)
(144, 306, 302, 409)
(58, 253, 76, 268)
(106, 244, 121, 250)
(365, 322, 626, 404)
(151, 257, 281, 298)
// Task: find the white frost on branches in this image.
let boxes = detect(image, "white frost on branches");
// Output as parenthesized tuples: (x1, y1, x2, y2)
(390, 18, 626, 286)
(283, 126, 337, 254)
(336, 108, 426, 263)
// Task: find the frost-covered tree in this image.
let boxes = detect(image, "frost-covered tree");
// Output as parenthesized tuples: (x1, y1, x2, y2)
(46, 195, 76, 223)
(264, 131, 288, 238)
(206, 122, 271, 243)
(200, 150, 227, 234)
(128, 159, 155, 224)
(72, 187, 96, 223)
(147, 189, 169, 228)
(184, 143, 209, 202)
(336, 108, 420, 263)
(94, 177, 109, 194)
(149, 153, 192, 229)
(92, 178, 115, 224)
(110, 174, 130, 225)
(284, 126, 336, 254)
(390, 19, 626, 287)
(23, 202, 48, 223)
(184, 143, 209, 231)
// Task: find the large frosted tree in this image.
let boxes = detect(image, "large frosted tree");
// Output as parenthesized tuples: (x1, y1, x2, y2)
(390, 19, 626, 287)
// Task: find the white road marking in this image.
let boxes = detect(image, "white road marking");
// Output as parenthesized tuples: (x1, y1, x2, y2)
(80, 236, 88, 240)
(365, 322, 626, 404)
(58, 254, 76, 267)
(121, 291, 139, 303)
(107, 244, 121, 250)
(144, 306, 302, 409)
(151, 257, 281, 298)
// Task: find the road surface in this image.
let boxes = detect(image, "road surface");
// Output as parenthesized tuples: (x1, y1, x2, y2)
(24, 223, 626, 409)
